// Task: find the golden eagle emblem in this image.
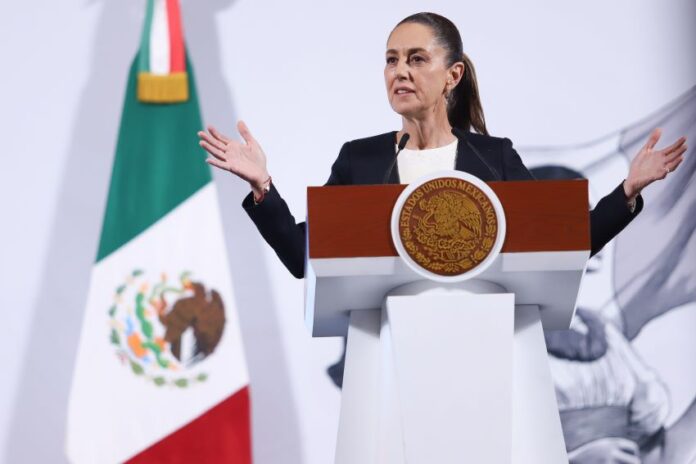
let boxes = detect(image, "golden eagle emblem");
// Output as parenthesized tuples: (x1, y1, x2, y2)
(398, 177, 498, 276)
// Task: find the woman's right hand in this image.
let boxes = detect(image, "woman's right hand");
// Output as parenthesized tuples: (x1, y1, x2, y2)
(198, 120, 270, 194)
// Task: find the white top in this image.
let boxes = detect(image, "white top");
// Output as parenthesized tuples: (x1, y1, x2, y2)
(397, 139, 458, 184)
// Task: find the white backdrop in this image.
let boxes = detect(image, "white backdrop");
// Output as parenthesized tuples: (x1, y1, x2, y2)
(1, 1, 694, 463)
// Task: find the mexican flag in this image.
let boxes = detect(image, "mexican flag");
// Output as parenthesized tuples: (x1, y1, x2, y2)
(66, 1, 252, 462)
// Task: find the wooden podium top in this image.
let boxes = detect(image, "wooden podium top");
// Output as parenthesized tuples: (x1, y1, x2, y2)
(307, 180, 590, 259)
(305, 179, 591, 336)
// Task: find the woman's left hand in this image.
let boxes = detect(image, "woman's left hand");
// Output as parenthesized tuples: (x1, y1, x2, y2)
(624, 128, 687, 199)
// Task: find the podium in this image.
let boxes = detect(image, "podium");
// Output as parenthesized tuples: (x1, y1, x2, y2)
(305, 174, 590, 463)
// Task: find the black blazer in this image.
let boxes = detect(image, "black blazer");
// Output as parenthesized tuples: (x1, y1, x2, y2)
(243, 128, 643, 278)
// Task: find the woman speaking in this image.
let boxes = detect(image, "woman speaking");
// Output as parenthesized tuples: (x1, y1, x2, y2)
(197, 12, 687, 279)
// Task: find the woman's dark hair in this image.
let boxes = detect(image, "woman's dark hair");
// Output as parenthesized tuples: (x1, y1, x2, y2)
(395, 12, 488, 135)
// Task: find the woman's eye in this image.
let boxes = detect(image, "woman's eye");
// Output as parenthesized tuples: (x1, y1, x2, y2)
(386, 57, 397, 65)
(410, 55, 425, 63)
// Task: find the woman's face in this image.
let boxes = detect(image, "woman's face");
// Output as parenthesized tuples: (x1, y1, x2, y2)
(385, 23, 461, 119)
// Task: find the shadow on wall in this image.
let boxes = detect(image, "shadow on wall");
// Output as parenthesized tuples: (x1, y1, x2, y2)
(4, 1, 303, 463)
(182, 1, 305, 463)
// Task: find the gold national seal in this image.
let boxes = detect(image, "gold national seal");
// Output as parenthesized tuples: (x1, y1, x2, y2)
(398, 177, 498, 276)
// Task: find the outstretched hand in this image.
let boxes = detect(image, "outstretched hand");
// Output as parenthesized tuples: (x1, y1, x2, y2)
(198, 121, 270, 192)
(624, 128, 687, 199)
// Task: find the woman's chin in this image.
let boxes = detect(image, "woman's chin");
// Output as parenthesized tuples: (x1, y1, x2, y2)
(391, 104, 422, 119)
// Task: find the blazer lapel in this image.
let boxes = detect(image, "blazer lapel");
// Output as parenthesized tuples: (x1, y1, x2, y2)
(452, 128, 496, 182)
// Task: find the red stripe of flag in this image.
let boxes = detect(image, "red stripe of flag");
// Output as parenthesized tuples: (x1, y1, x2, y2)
(126, 387, 253, 464)
(166, 0, 186, 73)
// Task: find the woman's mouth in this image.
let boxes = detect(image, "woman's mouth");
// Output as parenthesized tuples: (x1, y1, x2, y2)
(395, 88, 415, 96)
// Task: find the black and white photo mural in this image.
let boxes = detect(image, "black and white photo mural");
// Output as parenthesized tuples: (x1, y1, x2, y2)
(524, 87, 696, 464)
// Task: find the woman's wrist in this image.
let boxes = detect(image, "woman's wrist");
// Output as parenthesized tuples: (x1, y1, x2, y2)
(251, 173, 272, 204)
(250, 170, 270, 191)
(622, 179, 640, 213)
(623, 178, 640, 201)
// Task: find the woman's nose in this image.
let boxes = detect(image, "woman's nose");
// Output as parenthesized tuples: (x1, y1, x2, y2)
(394, 58, 409, 80)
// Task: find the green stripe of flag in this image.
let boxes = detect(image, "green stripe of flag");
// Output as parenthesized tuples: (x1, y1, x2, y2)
(96, 53, 210, 262)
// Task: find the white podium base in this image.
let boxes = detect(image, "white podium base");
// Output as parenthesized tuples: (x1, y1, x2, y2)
(335, 282, 567, 464)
